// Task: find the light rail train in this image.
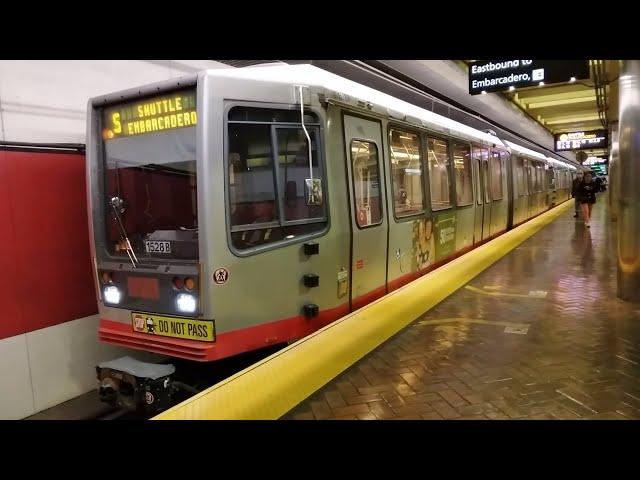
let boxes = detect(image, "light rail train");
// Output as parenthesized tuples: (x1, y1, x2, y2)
(86, 64, 577, 411)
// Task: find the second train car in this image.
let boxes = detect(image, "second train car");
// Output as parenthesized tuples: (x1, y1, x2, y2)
(87, 64, 577, 411)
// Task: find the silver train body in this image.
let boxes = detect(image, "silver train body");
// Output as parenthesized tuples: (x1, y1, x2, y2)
(86, 64, 576, 372)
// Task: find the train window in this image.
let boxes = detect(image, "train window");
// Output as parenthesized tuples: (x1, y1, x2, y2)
(102, 125, 198, 260)
(427, 137, 452, 210)
(515, 156, 527, 196)
(389, 128, 424, 218)
(476, 163, 483, 205)
(227, 107, 326, 251)
(472, 146, 483, 205)
(489, 150, 504, 200)
(276, 127, 324, 222)
(501, 150, 510, 192)
(453, 142, 473, 206)
(530, 161, 543, 192)
(351, 140, 383, 228)
(537, 163, 545, 192)
(526, 161, 536, 193)
(482, 160, 490, 203)
(228, 123, 278, 228)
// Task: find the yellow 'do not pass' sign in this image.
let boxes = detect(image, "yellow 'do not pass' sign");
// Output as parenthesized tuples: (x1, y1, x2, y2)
(102, 89, 197, 140)
(132, 312, 215, 342)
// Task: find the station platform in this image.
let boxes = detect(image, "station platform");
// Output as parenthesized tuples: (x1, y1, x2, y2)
(284, 195, 640, 420)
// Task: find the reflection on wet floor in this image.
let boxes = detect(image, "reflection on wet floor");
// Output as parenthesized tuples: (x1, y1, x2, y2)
(287, 195, 640, 419)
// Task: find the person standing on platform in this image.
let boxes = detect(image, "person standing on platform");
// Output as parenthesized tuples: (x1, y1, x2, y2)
(576, 171, 597, 227)
(572, 172, 583, 218)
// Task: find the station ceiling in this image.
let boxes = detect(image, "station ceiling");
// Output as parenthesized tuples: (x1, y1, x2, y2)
(464, 60, 618, 160)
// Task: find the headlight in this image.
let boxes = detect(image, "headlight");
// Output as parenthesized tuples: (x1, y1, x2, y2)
(103, 286, 121, 305)
(176, 293, 197, 313)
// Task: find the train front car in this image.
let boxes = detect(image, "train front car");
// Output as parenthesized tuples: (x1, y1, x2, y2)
(87, 76, 209, 412)
(86, 65, 577, 414)
(87, 69, 338, 413)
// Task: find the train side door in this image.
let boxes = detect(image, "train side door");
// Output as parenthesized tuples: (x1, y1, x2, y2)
(473, 147, 483, 244)
(506, 152, 515, 229)
(526, 160, 536, 217)
(480, 152, 492, 240)
(343, 114, 388, 311)
(473, 146, 491, 243)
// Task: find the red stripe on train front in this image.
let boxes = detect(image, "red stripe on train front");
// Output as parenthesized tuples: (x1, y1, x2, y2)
(99, 303, 350, 362)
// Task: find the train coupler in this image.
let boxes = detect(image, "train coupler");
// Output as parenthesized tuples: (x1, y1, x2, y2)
(96, 356, 177, 414)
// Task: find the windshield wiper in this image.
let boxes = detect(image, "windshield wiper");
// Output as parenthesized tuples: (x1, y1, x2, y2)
(109, 196, 138, 268)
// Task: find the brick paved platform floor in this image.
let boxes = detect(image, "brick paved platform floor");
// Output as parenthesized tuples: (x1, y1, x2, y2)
(286, 195, 640, 420)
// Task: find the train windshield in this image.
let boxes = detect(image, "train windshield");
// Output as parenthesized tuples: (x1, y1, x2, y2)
(101, 88, 198, 261)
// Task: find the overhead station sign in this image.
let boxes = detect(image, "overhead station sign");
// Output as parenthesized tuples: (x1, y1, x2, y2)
(468, 60, 590, 95)
(554, 130, 608, 151)
(583, 157, 608, 175)
(591, 163, 608, 176)
(102, 89, 197, 140)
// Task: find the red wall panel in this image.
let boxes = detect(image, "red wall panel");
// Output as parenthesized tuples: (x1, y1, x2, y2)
(0, 149, 98, 339)
(0, 150, 25, 339)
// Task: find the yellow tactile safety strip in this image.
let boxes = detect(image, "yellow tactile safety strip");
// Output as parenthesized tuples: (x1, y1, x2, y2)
(153, 201, 572, 420)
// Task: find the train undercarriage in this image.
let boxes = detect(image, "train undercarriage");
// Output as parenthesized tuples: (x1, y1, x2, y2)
(96, 344, 286, 414)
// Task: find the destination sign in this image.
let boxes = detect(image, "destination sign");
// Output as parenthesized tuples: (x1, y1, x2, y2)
(554, 130, 608, 152)
(102, 89, 197, 140)
(468, 60, 590, 95)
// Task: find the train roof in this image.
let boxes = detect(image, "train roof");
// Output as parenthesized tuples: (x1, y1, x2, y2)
(89, 64, 577, 172)
(206, 64, 505, 146)
(504, 139, 549, 161)
(504, 140, 575, 170)
(206, 64, 577, 170)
